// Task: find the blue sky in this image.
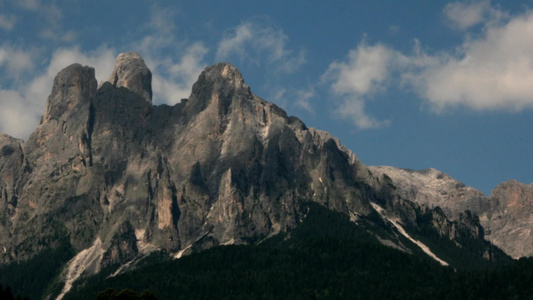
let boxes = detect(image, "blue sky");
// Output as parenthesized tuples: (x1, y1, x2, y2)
(0, 0, 532, 195)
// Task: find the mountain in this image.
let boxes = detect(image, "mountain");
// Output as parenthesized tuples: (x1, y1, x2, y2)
(370, 166, 533, 259)
(0, 52, 524, 299)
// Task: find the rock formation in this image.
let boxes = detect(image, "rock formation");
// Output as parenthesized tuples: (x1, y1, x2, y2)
(370, 166, 533, 258)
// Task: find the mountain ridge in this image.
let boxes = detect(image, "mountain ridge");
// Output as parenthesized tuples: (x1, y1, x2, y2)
(0, 51, 526, 299)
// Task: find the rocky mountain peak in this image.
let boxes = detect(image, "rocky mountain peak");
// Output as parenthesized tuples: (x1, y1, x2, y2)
(205, 63, 246, 87)
(106, 52, 152, 103)
(43, 63, 97, 122)
(185, 62, 252, 117)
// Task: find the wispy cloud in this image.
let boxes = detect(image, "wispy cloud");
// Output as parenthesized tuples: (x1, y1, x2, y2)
(150, 42, 208, 105)
(15, 0, 63, 26)
(0, 14, 16, 31)
(216, 21, 305, 74)
(333, 98, 390, 130)
(0, 45, 35, 80)
(13, 0, 70, 42)
(148, 5, 177, 35)
(15, 0, 40, 10)
(294, 87, 316, 114)
(268, 86, 316, 114)
(40, 29, 77, 43)
(323, 42, 393, 129)
(443, 0, 508, 30)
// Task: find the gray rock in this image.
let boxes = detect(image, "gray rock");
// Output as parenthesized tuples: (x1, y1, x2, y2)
(44, 63, 97, 122)
(0, 134, 26, 262)
(107, 52, 152, 103)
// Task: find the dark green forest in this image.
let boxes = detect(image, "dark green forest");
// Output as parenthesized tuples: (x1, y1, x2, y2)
(3, 203, 533, 299)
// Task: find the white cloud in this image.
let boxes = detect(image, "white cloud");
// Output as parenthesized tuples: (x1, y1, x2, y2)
(327, 44, 392, 96)
(323, 43, 393, 129)
(408, 9, 533, 111)
(0, 14, 16, 31)
(216, 21, 305, 73)
(324, 3, 533, 124)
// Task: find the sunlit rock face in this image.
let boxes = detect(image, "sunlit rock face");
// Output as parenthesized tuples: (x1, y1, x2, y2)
(107, 52, 152, 103)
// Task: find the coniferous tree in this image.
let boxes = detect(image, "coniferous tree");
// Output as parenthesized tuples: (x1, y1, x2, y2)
(3, 286, 14, 300)
(95, 288, 116, 300)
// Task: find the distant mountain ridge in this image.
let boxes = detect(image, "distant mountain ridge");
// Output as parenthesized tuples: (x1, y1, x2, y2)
(0, 52, 526, 299)
(370, 166, 533, 258)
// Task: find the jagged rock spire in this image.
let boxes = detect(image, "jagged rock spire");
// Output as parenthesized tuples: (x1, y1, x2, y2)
(107, 52, 152, 103)
(43, 63, 97, 121)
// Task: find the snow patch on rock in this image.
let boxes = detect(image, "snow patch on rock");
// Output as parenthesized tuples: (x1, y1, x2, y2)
(371, 202, 449, 266)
